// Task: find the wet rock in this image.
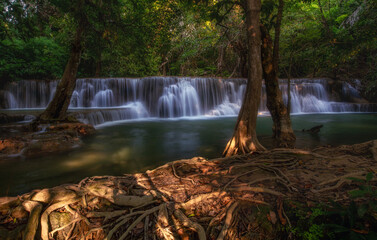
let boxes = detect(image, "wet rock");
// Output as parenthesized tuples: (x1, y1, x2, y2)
(0, 139, 25, 155)
(47, 123, 95, 137)
(0, 122, 95, 159)
(0, 113, 25, 124)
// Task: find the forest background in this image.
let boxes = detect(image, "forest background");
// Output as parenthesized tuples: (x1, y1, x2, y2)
(1, 0, 376, 102)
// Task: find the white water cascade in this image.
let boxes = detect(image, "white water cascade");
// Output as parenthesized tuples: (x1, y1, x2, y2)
(1, 77, 376, 125)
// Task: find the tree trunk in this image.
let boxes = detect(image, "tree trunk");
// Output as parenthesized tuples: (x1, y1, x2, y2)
(39, 24, 84, 121)
(261, 25, 295, 147)
(95, 51, 102, 77)
(223, 0, 265, 157)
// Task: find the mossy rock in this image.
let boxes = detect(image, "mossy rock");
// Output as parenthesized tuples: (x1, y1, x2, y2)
(49, 212, 73, 240)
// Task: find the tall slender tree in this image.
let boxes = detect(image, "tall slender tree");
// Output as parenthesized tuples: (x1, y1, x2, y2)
(261, 0, 295, 147)
(39, 1, 86, 120)
(223, 0, 266, 157)
(38, 0, 123, 121)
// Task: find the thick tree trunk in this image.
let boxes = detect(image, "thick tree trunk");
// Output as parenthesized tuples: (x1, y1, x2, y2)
(261, 25, 295, 147)
(223, 0, 265, 157)
(39, 25, 84, 121)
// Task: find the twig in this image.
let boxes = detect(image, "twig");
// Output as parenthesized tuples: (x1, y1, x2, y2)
(65, 221, 76, 240)
(172, 162, 195, 185)
(49, 218, 82, 237)
(118, 205, 162, 240)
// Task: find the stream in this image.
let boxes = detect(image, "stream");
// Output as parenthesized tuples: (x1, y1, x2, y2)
(0, 113, 376, 197)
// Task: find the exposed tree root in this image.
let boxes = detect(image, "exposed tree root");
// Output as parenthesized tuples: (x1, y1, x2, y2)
(174, 209, 206, 240)
(171, 162, 196, 185)
(217, 202, 238, 240)
(1, 141, 376, 240)
(371, 140, 377, 161)
(22, 201, 42, 240)
(229, 186, 285, 197)
(117, 205, 161, 240)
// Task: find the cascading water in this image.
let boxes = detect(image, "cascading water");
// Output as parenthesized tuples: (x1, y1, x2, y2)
(1, 77, 376, 125)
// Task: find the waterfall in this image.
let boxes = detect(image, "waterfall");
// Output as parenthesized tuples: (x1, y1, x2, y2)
(2, 77, 376, 125)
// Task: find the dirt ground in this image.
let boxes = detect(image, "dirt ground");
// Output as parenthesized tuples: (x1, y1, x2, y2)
(0, 140, 376, 240)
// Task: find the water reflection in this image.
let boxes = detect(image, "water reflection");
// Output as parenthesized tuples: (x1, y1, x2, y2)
(0, 113, 376, 196)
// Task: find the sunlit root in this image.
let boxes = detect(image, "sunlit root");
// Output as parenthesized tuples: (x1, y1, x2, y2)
(217, 202, 238, 240)
(158, 203, 169, 227)
(223, 135, 266, 157)
(31, 187, 80, 204)
(104, 205, 161, 240)
(174, 209, 206, 240)
(85, 184, 153, 207)
(22, 201, 43, 240)
(180, 192, 226, 210)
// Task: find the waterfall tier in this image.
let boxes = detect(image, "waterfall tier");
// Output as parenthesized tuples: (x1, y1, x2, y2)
(2, 77, 376, 125)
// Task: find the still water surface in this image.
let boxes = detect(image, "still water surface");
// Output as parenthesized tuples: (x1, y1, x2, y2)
(1, 113, 376, 196)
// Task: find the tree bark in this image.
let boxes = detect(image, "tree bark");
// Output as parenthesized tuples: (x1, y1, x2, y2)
(261, 25, 295, 147)
(223, 0, 265, 157)
(39, 24, 84, 121)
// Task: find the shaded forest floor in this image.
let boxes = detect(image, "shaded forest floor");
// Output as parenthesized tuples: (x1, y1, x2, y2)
(1, 140, 377, 240)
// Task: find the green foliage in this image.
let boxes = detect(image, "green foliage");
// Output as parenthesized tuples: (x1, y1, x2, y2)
(288, 202, 325, 240)
(0, 37, 67, 81)
(286, 173, 377, 240)
(0, 0, 376, 96)
(279, 0, 377, 101)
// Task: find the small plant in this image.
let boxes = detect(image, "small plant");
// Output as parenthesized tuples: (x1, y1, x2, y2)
(286, 202, 326, 240)
(286, 173, 377, 240)
(324, 172, 377, 240)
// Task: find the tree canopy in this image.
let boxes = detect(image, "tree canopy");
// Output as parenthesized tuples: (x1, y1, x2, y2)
(1, 0, 376, 100)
